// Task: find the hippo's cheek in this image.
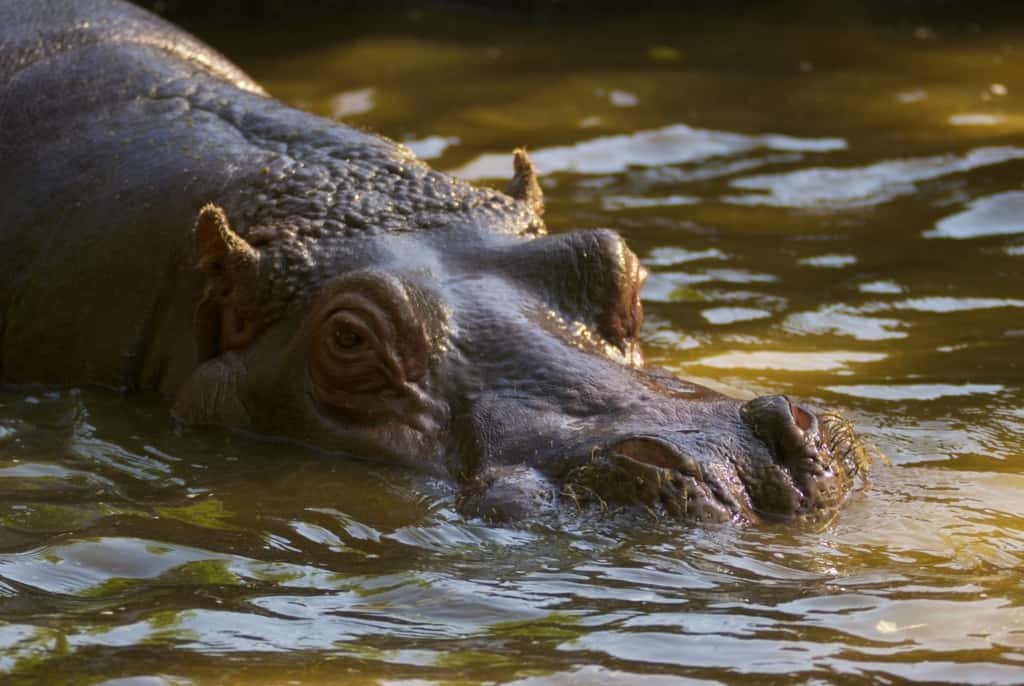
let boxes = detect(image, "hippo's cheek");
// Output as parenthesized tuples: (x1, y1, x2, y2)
(278, 376, 454, 474)
(556, 445, 744, 524)
(171, 353, 252, 428)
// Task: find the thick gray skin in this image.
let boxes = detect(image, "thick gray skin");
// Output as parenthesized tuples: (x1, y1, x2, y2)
(0, 0, 867, 525)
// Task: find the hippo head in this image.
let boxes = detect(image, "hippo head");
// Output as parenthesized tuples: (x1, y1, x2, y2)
(173, 147, 869, 526)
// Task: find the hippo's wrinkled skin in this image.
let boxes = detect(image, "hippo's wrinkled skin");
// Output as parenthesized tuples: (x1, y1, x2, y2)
(0, 0, 869, 525)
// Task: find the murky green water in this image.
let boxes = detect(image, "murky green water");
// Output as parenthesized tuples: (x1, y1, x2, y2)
(3, 4, 1024, 684)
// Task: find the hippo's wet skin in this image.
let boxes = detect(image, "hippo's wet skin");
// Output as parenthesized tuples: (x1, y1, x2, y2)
(0, 0, 869, 525)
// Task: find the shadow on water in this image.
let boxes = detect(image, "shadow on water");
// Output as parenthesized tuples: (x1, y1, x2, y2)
(3, 2, 1024, 684)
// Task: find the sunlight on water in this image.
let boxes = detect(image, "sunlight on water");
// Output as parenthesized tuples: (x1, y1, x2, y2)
(2, 3, 1024, 684)
(785, 304, 907, 341)
(699, 307, 771, 325)
(452, 123, 846, 179)
(926, 190, 1024, 239)
(403, 134, 460, 160)
(725, 147, 1024, 209)
(824, 383, 1005, 401)
(691, 350, 888, 372)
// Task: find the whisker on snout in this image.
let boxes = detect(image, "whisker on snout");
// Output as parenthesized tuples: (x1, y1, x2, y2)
(817, 411, 880, 478)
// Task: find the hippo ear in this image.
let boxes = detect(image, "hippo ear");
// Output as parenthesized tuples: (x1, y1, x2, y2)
(505, 148, 544, 216)
(195, 203, 258, 271)
(193, 203, 262, 354)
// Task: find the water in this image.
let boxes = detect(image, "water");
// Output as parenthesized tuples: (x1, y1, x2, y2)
(3, 4, 1024, 684)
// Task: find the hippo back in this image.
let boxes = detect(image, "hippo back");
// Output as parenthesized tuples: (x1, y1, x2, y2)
(0, 0, 262, 92)
(0, 0, 266, 389)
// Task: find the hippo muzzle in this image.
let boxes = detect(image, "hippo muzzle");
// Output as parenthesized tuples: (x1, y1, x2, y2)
(558, 395, 867, 525)
(458, 342, 869, 527)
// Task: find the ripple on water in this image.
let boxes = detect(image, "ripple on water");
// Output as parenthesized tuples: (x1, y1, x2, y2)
(779, 595, 1024, 652)
(642, 247, 725, 267)
(784, 304, 907, 341)
(858, 280, 904, 294)
(690, 350, 887, 372)
(798, 253, 857, 268)
(0, 536, 357, 597)
(824, 383, 1005, 401)
(639, 316, 705, 351)
(725, 147, 1024, 209)
(506, 666, 719, 686)
(948, 113, 1005, 127)
(887, 296, 1024, 313)
(403, 134, 460, 160)
(643, 270, 778, 303)
(450, 123, 845, 179)
(329, 87, 374, 118)
(601, 194, 699, 210)
(386, 519, 536, 552)
(0, 537, 227, 596)
(653, 153, 807, 187)
(925, 190, 1024, 239)
(566, 629, 844, 674)
(700, 307, 772, 325)
(896, 88, 928, 103)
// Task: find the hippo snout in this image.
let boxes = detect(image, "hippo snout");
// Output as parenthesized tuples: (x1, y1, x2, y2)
(737, 394, 867, 522)
(542, 394, 869, 526)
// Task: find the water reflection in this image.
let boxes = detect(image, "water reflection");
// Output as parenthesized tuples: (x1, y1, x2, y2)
(725, 147, 1024, 209)
(452, 123, 845, 179)
(785, 304, 907, 341)
(691, 350, 887, 372)
(926, 190, 1024, 239)
(330, 87, 375, 118)
(403, 134, 460, 160)
(700, 307, 771, 325)
(798, 253, 858, 268)
(824, 383, 1004, 401)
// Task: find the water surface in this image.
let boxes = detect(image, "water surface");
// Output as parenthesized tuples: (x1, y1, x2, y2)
(2, 4, 1024, 684)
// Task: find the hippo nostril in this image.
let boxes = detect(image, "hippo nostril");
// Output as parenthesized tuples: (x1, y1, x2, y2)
(613, 437, 677, 470)
(789, 400, 813, 433)
(741, 395, 820, 467)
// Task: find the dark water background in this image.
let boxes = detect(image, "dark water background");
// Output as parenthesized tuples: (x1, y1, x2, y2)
(2, 3, 1024, 684)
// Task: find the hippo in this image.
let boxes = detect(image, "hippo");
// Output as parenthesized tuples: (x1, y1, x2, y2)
(0, 0, 869, 525)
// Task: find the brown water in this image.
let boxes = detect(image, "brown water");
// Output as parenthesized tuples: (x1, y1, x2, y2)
(3, 4, 1024, 684)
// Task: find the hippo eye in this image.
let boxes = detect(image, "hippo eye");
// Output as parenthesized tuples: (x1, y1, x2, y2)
(308, 280, 431, 411)
(322, 312, 374, 358)
(311, 308, 394, 399)
(333, 326, 364, 350)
